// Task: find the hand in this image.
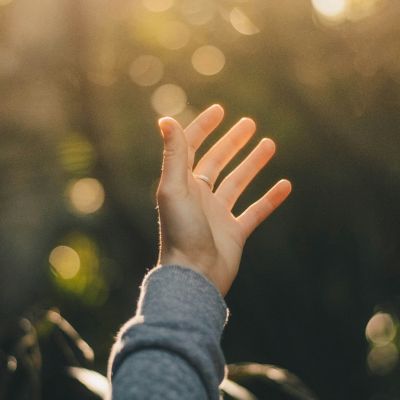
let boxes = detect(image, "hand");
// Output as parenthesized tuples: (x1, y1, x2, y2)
(156, 104, 291, 296)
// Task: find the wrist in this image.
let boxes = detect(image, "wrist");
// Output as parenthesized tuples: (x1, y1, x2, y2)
(158, 251, 220, 293)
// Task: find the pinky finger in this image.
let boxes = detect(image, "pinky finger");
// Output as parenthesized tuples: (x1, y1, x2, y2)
(237, 179, 292, 239)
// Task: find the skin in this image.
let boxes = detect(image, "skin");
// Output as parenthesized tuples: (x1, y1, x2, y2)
(156, 104, 292, 296)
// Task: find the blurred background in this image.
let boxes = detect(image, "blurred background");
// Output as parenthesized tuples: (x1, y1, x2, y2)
(0, 0, 399, 398)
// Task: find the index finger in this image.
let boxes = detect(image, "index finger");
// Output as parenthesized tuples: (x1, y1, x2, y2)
(185, 104, 224, 167)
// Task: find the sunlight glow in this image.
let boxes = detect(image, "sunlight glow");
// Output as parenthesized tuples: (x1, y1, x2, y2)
(311, 0, 348, 18)
(151, 84, 187, 116)
(191, 45, 225, 76)
(265, 367, 287, 382)
(230, 8, 260, 35)
(49, 246, 81, 280)
(367, 343, 398, 375)
(366, 313, 397, 346)
(142, 0, 174, 13)
(129, 55, 164, 87)
(220, 379, 257, 400)
(68, 178, 105, 215)
(69, 367, 109, 398)
(157, 21, 190, 50)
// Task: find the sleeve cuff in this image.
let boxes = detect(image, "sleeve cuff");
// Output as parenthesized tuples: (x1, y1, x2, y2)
(108, 265, 229, 399)
(137, 265, 229, 333)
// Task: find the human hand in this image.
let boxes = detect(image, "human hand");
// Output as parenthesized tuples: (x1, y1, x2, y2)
(156, 105, 291, 296)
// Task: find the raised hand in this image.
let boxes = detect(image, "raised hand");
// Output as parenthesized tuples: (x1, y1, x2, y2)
(156, 104, 291, 296)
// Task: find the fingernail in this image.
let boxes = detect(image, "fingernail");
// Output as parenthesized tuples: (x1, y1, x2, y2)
(158, 117, 172, 138)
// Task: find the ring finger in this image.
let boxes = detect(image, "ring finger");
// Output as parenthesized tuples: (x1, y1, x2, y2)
(193, 118, 256, 188)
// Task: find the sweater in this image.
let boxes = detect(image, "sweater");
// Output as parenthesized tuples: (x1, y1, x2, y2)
(108, 265, 229, 399)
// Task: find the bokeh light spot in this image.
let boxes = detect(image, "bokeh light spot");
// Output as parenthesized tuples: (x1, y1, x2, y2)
(67, 178, 105, 215)
(311, 0, 347, 18)
(191, 45, 225, 76)
(58, 134, 96, 175)
(156, 21, 190, 50)
(230, 8, 260, 35)
(7, 356, 17, 372)
(142, 0, 174, 13)
(180, 0, 216, 25)
(129, 55, 164, 87)
(366, 312, 397, 346)
(367, 343, 398, 375)
(175, 106, 198, 128)
(49, 246, 81, 280)
(50, 233, 108, 305)
(151, 84, 187, 116)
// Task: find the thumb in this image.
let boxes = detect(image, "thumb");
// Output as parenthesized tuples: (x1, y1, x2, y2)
(158, 117, 188, 193)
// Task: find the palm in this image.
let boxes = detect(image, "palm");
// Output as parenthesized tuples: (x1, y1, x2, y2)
(158, 105, 291, 296)
(195, 176, 243, 271)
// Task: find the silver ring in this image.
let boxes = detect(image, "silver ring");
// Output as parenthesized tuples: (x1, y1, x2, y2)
(193, 174, 214, 191)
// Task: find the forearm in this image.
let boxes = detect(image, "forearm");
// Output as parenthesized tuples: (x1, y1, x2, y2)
(108, 265, 229, 400)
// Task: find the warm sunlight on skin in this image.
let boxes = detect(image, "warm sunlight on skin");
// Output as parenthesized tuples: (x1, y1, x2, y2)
(156, 105, 292, 296)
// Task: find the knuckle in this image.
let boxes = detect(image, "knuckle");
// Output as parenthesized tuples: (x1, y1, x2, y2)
(157, 183, 187, 201)
(163, 148, 177, 159)
(156, 184, 174, 200)
(188, 143, 197, 156)
(228, 132, 243, 148)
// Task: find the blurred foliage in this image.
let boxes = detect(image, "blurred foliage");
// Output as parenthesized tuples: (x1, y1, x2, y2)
(0, 0, 400, 399)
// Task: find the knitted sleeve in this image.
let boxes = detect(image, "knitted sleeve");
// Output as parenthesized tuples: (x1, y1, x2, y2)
(108, 265, 229, 400)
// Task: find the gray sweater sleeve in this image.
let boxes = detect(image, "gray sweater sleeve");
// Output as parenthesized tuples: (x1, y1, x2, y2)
(108, 265, 229, 400)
